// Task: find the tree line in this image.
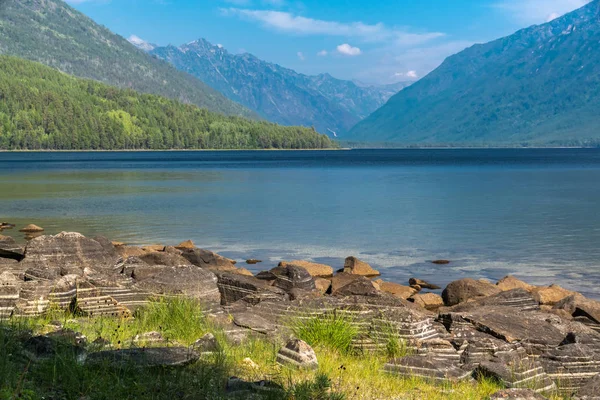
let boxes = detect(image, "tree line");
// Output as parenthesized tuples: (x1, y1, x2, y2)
(0, 56, 336, 150)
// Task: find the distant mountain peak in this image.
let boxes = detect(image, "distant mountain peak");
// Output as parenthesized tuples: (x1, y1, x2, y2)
(347, 0, 600, 145)
(149, 40, 407, 134)
(127, 35, 156, 51)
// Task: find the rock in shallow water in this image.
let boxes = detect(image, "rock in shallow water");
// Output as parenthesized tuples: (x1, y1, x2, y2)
(442, 278, 502, 306)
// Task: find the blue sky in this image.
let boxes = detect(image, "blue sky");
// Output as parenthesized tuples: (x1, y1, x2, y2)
(67, 0, 592, 84)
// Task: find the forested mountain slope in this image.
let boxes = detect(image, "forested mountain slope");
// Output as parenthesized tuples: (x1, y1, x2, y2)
(0, 56, 334, 150)
(0, 0, 254, 118)
(348, 0, 600, 146)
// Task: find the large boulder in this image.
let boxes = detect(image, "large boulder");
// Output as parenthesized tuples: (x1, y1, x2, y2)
(216, 272, 288, 305)
(532, 284, 577, 306)
(332, 275, 380, 297)
(554, 294, 600, 328)
(442, 278, 502, 306)
(134, 266, 220, 303)
(343, 256, 380, 277)
(375, 280, 417, 300)
(257, 264, 316, 292)
(181, 248, 237, 271)
(21, 232, 120, 278)
(278, 260, 333, 278)
(0, 235, 24, 261)
(496, 276, 535, 292)
(139, 251, 192, 268)
(276, 339, 318, 370)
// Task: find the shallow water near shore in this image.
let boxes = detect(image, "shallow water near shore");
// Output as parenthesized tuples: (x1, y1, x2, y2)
(2, 149, 600, 298)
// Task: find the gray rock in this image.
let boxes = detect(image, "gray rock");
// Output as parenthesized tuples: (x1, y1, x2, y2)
(540, 343, 600, 397)
(334, 276, 380, 297)
(269, 264, 316, 292)
(216, 272, 288, 306)
(442, 278, 502, 306)
(139, 251, 192, 268)
(181, 248, 237, 271)
(384, 355, 472, 382)
(0, 235, 24, 261)
(451, 289, 540, 312)
(21, 232, 120, 278)
(86, 347, 199, 367)
(489, 389, 548, 399)
(233, 312, 277, 335)
(555, 294, 600, 332)
(276, 339, 318, 370)
(134, 266, 220, 303)
(476, 350, 556, 394)
(574, 373, 600, 399)
(193, 333, 220, 354)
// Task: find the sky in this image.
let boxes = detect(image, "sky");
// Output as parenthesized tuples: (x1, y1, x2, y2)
(66, 0, 592, 85)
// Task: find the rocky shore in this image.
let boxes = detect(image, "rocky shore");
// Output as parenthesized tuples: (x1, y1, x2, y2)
(2, 229, 600, 399)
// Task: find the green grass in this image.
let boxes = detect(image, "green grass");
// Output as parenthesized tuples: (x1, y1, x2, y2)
(0, 298, 567, 400)
(290, 312, 358, 355)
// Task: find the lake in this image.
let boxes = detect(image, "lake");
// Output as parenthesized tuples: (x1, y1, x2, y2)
(1, 149, 600, 298)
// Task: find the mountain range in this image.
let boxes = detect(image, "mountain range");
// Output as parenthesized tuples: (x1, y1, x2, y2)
(348, 0, 600, 146)
(0, 0, 254, 118)
(142, 39, 408, 135)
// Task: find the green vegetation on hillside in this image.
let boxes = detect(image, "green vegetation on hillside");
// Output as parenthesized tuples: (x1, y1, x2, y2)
(0, 298, 507, 400)
(0, 56, 335, 150)
(347, 0, 600, 146)
(0, 0, 253, 118)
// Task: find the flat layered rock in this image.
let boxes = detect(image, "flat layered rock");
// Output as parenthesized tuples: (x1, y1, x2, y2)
(334, 276, 380, 297)
(540, 343, 600, 397)
(0, 271, 20, 319)
(384, 355, 472, 382)
(439, 306, 565, 347)
(489, 389, 548, 399)
(134, 265, 220, 303)
(442, 278, 502, 306)
(574, 373, 600, 400)
(477, 350, 556, 394)
(451, 289, 540, 313)
(459, 331, 520, 366)
(22, 232, 120, 278)
(278, 260, 333, 278)
(416, 338, 461, 363)
(216, 272, 288, 305)
(276, 339, 318, 370)
(233, 312, 277, 335)
(329, 272, 366, 294)
(86, 347, 199, 368)
(116, 246, 148, 259)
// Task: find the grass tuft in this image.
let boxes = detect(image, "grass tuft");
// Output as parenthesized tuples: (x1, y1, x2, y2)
(290, 312, 358, 355)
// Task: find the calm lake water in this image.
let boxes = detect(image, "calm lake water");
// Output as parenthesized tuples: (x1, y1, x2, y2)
(1, 149, 600, 298)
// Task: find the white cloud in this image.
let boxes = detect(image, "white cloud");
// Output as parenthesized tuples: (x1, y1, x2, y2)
(127, 35, 156, 51)
(297, 51, 305, 61)
(336, 43, 361, 56)
(394, 70, 419, 79)
(493, 0, 592, 25)
(220, 8, 445, 44)
(317, 50, 328, 57)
